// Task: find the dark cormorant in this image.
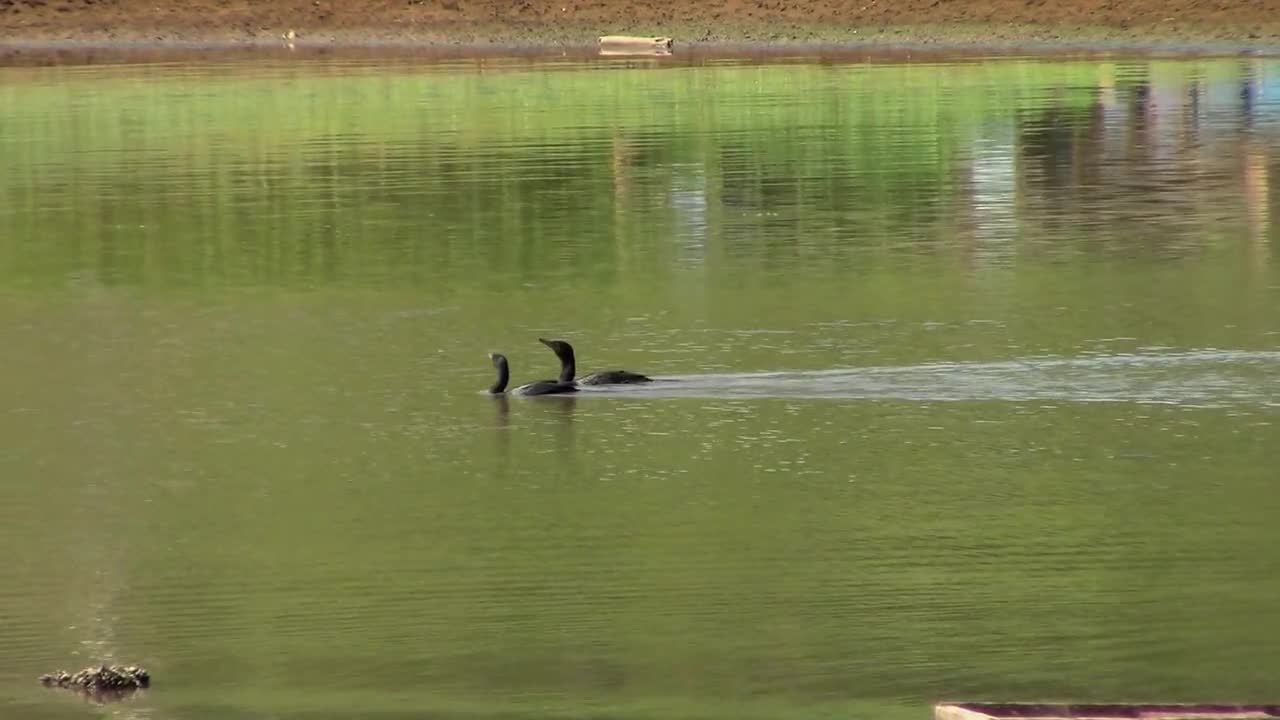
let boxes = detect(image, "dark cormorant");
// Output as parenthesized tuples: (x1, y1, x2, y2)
(538, 338, 653, 385)
(488, 352, 578, 396)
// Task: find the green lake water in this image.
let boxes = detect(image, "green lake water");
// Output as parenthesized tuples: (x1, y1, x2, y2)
(1, 52, 1278, 720)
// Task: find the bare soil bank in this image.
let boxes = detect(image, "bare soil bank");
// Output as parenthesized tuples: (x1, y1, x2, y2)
(2, 0, 1279, 54)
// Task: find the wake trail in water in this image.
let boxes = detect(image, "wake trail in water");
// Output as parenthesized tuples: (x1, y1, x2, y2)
(580, 350, 1280, 407)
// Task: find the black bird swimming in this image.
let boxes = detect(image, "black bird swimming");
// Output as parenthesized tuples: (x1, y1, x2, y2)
(538, 338, 653, 385)
(488, 352, 578, 396)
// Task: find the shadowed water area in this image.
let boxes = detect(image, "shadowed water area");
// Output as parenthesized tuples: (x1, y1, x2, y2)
(1, 52, 1279, 720)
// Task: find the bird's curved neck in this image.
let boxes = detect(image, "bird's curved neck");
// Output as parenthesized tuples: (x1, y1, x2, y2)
(490, 359, 510, 394)
(557, 349, 577, 383)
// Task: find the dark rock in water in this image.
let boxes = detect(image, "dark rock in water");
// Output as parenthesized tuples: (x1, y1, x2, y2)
(40, 665, 150, 700)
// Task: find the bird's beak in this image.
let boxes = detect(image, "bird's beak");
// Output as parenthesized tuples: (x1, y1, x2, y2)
(538, 338, 553, 348)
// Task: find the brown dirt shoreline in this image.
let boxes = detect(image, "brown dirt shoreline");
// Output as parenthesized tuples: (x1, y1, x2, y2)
(3, 0, 1280, 64)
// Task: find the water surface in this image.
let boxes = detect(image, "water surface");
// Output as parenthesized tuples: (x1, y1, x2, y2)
(1, 52, 1279, 720)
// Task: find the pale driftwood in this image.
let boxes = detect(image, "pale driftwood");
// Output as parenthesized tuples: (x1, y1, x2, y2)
(936, 703, 1280, 720)
(597, 35, 674, 51)
(598, 48, 672, 57)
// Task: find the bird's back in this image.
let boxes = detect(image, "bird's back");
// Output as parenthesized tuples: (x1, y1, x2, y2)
(579, 370, 652, 385)
(513, 380, 579, 396)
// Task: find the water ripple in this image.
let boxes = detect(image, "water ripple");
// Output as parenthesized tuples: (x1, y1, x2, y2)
(581, 350, 1280, 406)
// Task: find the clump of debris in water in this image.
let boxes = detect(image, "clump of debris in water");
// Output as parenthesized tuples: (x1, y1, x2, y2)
(39, 665, 150, 701)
